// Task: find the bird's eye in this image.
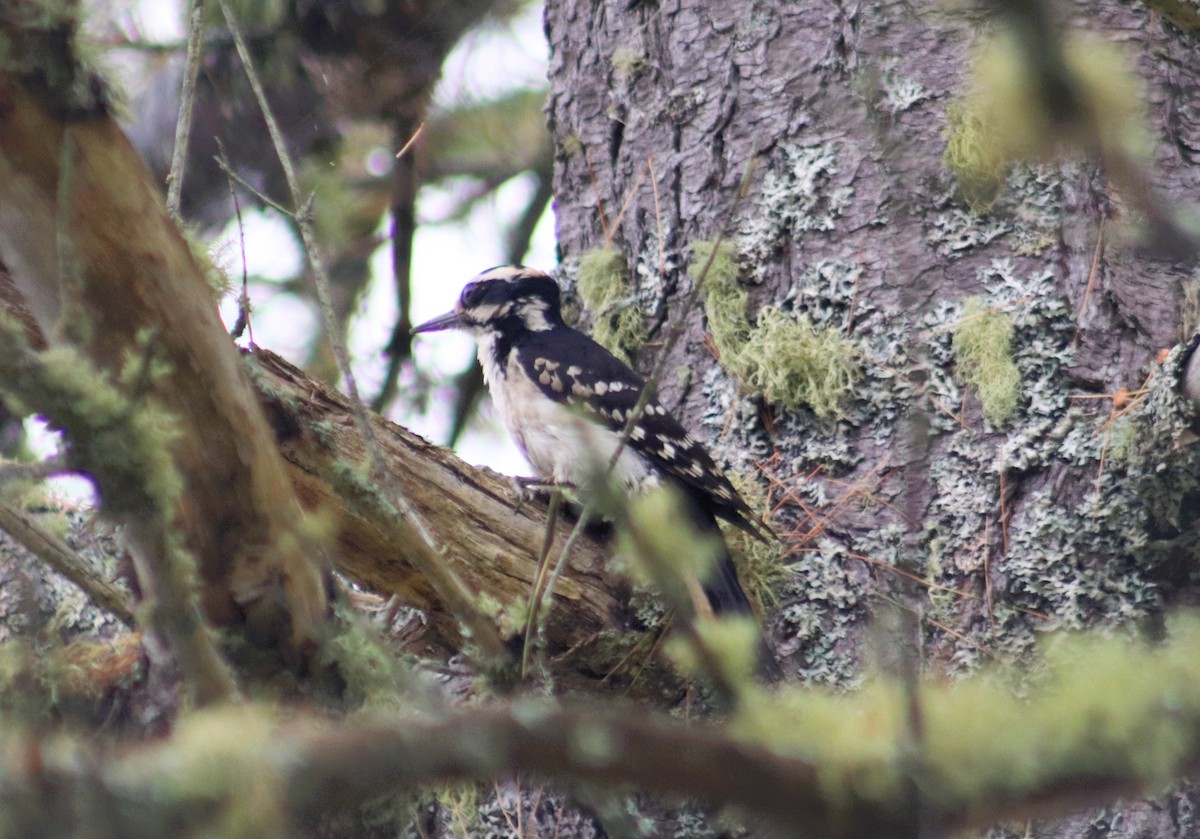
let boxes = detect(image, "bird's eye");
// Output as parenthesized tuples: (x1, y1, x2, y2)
(461, 282, 486, 308)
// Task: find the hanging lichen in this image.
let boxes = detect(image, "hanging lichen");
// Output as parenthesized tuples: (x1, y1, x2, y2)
(943, 101, 1008, 213)
(693, 240, 860, 417)
(952, 296, 1020, 427)
(577, 247, 646, 363)
(943, 31, 1149, 212)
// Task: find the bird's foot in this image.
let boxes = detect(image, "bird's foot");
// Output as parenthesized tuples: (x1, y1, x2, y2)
(511, 476, 575, 512)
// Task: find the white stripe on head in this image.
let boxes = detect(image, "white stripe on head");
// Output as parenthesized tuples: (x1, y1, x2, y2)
(517, 297, 553, 331)
(475, 265, 544, 283)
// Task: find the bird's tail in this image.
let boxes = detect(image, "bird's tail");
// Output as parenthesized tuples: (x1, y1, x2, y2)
(703, 544, 755, 614)
(707, 545, 784, 683)
(685, 501, 783, 683)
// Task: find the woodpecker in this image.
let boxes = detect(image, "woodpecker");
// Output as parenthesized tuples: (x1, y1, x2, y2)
(412, 266, 778, 669)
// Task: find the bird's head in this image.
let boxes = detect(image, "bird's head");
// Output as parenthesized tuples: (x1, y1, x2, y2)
(412, 265, 563, 337)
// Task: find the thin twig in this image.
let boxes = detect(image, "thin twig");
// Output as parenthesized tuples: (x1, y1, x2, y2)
(217, 140, 253, 343)
(0, 500, 136, 626)
(983, 515, 997, 643)
(603, 163, 647, 248)
(166, 0, 206, 219)
(520, 488, 562, 677)
(648, 156, 665, 281)
(998, 465, 1010, 554)
(394, 121, 426, 159)
(522, 495, 600, 671)
(218, 0, 507, 660)
(0, 457, 69, 484)
(584, 148, 610, 243)
(213, 154, 292, 216)
(1073, 220, 1105, 343)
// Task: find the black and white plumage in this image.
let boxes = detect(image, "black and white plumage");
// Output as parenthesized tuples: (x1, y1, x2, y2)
(412, 265, 770, 618)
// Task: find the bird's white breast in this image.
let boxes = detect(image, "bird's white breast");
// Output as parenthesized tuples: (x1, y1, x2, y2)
(477, 335, 657, 493)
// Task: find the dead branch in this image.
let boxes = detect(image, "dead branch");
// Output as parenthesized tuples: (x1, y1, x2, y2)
(245, 346, 623, 656)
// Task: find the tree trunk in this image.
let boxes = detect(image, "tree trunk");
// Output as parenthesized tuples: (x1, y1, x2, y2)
(545, 0, 1200, 835)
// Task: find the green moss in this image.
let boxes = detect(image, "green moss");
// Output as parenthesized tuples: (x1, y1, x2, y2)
(694, 241, 860, 417)
(425, 783, 486, 837)
(611, 47, 647, 80)
(475, 588, 529, 641)
(734, 617, 1200, 813)
(743, 307, 861, 417)
(560, 133, 583, 158)
(182, 225, 233, 298)
(952, 297, 1020, 427)
(695, 240, 752, 363)
(943, 101, 1007, 213)
(576, 248, 645, 363)
(137, 705, 286, 839)
(313, 598, 425, 713)
(722, 476, 787, 610)
(0, 319, 183, 521)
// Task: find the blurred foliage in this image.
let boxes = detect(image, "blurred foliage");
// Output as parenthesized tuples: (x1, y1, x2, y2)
(944, 30, 1149, 211)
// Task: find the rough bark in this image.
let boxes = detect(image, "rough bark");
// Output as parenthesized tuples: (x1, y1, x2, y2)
(545, 0, 1200, 835)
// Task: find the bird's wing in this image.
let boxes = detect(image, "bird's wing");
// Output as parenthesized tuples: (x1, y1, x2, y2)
(517, 327, 766, 536)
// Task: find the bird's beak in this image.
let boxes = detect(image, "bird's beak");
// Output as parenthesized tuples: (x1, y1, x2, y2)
(411, 310, 462, 334)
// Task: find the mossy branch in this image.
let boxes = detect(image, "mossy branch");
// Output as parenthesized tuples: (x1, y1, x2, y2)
(0, 313, 235, 705)
(0, 499, 135, 626)
(0, 64, 332, 690)
(8, 621, 1200, 836)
